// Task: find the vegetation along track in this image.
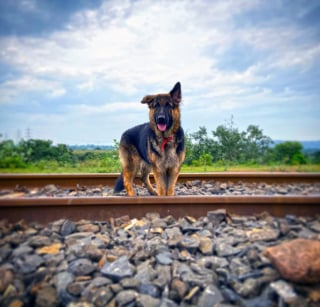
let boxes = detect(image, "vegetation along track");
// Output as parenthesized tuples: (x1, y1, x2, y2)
(0, 172, 319, 223)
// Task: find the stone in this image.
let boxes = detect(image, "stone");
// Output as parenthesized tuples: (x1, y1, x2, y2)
(17, 254, 44, 274)
(37, 243, 63, 255)
(197, 285, 223, 307)
(0, 267, 14, 292)
(68, 259, 96, 276)
(101, 256, 135, 281)
(92, 287, 113, 307)
(67, 281, 89, 296)
(120, 277, 140, 290)
(165, 227, 183, 247)
(264, 238, 320, 283)
(156, 252, 173, 265)
(35, 285, 58, 307)
(199, 237, 214, 255)
(140, 283, 160, 298)
(246, 227, 279, 242)
(90, 276, 112, 287)
(28, 235, 51, 247)
(310, 221, 320, 233)
(55, 271, 75, 305)
(60, 220, 76, 236)
(231, 278, 260, 297)
(178, 235, 200, 252)
(207, 209, 227, 225)
(137, 294, 160, 307)
(215, 241, 242, 257)
(115, 289, 138, 306)
(270, 280, 298, 304)
(83, 244, 103, 261)
(12, 245, 33, 257)
(170, 278, 187, 301)
(0, 244, 12, 262)
(67, 303, 93, 307)
(77, 223, 100, 233)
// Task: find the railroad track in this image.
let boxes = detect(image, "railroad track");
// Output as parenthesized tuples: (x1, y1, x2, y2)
(0, 172, 319, 223)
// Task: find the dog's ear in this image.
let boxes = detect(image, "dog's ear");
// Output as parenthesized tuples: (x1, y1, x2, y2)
(170, 82, 181, 104)
(141, 95, 156, 106)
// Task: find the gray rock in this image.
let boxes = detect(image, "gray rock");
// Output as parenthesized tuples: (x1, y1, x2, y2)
(140, 283, 160, 298)
(270, 280, 298, 304)
(12, 245, 33, 257)
(60, 219, 76, 236)
(67, 281, 89, 296)
(101, 256, 135, 281)
(68, 258, 96, 276)
(90, 276, 112, 287)
(197, 285, 224, 307)
(28, 235, 51, 247)
(207, 209, 227, 225)
(231, 278, 260, 297)
(156, 251, 173, 265)
(55, 271, 75, 305)
(115, 289, 138, 306)
(137, 294, 160, 307)
(310, 220, 320, 233)
(215, 241, 242, 257)
(35, 285, 58, 307)
(92, 287, 114, 307)
(178, 236, 200, 252)
(17, 254, 44, 274)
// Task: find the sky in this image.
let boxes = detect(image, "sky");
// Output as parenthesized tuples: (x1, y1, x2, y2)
(0, 0, 319, 145)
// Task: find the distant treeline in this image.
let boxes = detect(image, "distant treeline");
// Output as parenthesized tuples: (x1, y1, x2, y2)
(0, 121, 319, 169)
(0, 139, 120, 170)
(184, 122, 320, 167)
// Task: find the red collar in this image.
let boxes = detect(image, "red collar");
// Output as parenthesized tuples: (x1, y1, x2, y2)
(161, 136, 173, 152)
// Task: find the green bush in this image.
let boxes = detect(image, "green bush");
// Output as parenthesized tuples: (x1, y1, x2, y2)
(0, 156, 26, 168)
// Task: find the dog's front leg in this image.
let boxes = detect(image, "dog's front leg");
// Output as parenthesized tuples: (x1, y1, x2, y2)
(152, 169, 167, 196)
(122, 169, 136, 196)
(166, 167, 180, 196)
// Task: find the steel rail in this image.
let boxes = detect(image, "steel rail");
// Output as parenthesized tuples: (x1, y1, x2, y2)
(0, 173, 319, 223)
(1, 172, 320, 189)
(0, 195, 319, 223)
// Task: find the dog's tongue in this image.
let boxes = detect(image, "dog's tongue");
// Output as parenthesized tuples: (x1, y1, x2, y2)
(157, 123, 167, 132)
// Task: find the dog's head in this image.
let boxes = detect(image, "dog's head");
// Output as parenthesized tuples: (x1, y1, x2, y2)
(141, 82, 181, 134)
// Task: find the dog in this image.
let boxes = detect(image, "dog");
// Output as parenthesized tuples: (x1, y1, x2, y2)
(114, 82, 185, 196)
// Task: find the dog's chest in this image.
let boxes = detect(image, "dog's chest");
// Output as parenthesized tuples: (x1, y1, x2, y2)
(158, 143, 179, 169)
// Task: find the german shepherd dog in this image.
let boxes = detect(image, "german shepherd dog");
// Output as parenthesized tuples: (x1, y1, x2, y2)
(114, 82, 185, 196)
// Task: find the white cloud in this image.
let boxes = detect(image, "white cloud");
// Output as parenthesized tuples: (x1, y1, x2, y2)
(72, 101, 145, 116)
(0, 76, 66, 103)
(0, 0, 262, 97)
(0, 0, 319, 142)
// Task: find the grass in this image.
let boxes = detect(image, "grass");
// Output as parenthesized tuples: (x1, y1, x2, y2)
(181, 164, 320, 173)
(1, 163, 320, 173)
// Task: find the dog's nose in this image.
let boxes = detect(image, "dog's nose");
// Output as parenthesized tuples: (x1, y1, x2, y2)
(157, 115, 166, 124)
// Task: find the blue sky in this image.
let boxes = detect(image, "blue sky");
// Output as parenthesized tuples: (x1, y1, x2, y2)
(0, 0, 319, 144)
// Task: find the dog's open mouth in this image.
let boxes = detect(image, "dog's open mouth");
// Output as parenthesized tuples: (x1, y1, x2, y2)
(157, 123, 167, 132)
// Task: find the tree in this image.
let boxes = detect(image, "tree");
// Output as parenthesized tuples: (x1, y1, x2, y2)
(0, 140, 26, 168)
(273, 141, 307, 165)
(212, 117, 244, 163)
(242, 125, 273, 163)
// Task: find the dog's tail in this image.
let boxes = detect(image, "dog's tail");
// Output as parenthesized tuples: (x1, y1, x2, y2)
(114, 172, 124, 194)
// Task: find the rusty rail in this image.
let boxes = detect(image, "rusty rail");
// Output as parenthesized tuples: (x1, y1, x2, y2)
(1, 172, 320, 188)
(0, 195, 319, 224)
(0, 173, 319, 223)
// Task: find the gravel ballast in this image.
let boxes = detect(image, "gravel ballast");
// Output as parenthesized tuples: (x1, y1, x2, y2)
(1, 210, 320, 306)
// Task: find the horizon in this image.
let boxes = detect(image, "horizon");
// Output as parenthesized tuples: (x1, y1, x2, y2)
(0, 0, 319, 144)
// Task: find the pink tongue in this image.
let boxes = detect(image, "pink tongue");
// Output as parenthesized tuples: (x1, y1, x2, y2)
(157, 123, 167, 131)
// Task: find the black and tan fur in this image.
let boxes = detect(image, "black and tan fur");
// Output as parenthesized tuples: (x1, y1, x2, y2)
(114, 82, 185, 196)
